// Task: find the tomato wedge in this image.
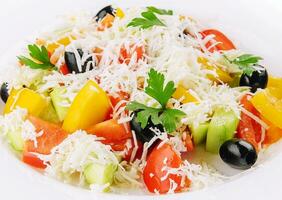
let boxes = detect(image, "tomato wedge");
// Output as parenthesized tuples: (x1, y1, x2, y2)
(86, 119, 132, 144)
(182, 133, 194, 152)
(25, 115, 68, 155)
(59, 63, 69, 75)
(201, 29, 236, 52)
(143, 143, 189, 194)
(119, 44, 144, 65)
(236, 95, 262, 151)
(22, 152, 46, 169)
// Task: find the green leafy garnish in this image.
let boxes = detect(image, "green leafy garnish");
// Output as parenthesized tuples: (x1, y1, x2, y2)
(224, 54, 263, 76)
(126, 69, 186, 133)
(18, 44, 55, 70)
(127, 7, 172, 29)
(146, 6, 173, 15)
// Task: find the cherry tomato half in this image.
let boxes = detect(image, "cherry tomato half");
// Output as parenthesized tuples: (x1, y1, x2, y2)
(201, 29, 236, 52)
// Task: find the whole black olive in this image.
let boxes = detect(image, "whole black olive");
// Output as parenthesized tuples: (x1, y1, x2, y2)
(95, 5, 115, 22)
(130, 113, 164, 143)
(64, 49, 94, 74)
(239, 65, 268, 93)
(219, 139, 257, 170)
(0, 82, 9, 103)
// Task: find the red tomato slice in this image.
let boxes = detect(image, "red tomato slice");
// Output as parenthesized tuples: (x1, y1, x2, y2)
(119, 44, 144, 65)
(86, 119, 132, 143)
(183, 133, 194, 152)
(60, 63, 69, 75)
(143, 143, 189, 194)
(25, 115, 68, 155)
(22, 151, 46, 169)
(123, 139, 143, 162)
(201, 29, 236, 52)
(236, 94, 262, 151)
(106, 91, 130, 120)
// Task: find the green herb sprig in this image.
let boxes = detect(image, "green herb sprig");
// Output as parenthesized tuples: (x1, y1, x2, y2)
(224, 54, 263, 76)
(126, 69, 186, 133)
(18, 44, 55, 70)
(127, 6, 173, 29)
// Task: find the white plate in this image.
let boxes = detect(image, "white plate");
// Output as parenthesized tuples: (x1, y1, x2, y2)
(0, 0, 282, 199)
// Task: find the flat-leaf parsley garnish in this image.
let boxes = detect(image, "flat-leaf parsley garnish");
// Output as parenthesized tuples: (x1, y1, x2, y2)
(18, 44, 55, 70)
(127, 7, 173, 29)
(126, 69, 186, 133)
(224, 54, 263, 76)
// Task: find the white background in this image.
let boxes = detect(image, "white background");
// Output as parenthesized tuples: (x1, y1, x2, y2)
(0, 0, 282, 200)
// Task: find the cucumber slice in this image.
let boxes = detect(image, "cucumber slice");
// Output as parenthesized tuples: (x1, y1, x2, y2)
(206, 109, 239, 154)
(50, 87, 69, 121)
(7, 130, 24, 152)
(39, 101, 60, 123)
(84, 163, 117, 190)
(191, 123, 209, 145)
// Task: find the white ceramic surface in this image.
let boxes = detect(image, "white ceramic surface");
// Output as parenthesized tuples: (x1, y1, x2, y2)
(0, 0, 282, 199)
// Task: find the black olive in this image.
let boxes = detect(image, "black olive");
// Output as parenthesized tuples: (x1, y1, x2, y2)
(0, 82, 9, 103)
(64, 49, 94, 74)
(130, 113, 164, 143)
(219, 139, 257, 170)
(95, 5, 115, 22)
(239, 65, 268, 93)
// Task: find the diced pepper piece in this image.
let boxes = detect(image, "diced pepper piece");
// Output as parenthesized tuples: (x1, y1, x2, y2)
(4, 88, 48, 116)
(198, 57, 233, 83)
(251, 88, 282, 129)
(63, 80, 111, 132)
(267, 76, 282, 89)
(47, 35, 76, 54)
(98, 14, 115, 31)
(116, 8, 125, 18)
(173, 85, 198, 104)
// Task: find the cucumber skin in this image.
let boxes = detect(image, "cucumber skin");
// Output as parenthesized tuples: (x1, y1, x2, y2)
(7, 131, 24, 152)
(191, 123, 209, 145)
(206, 109, 239, 154)
(50, 88, 69, 122)
(84, 163, 117, 190)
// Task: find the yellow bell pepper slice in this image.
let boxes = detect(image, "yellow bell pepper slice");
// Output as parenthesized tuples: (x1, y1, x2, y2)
(47, 35, 76, 54)
(198, 57, 233, 83)
(116, 8, 125, 18)
(62, 80, 111, 133)
(267, 76, 282, 89)
(4, 88, 48, 116)
(173, 85, 198, 104)
(251, 88, 282, 129)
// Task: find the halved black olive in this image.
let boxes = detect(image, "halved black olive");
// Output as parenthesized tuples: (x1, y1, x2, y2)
(64, 49, 94, 74)
(0, 82, 9, 103)
(130, 112, 164, 143)
(239, 65, 268, 93)
(219, 139, 257, 170)
(95, 5, 115, 22)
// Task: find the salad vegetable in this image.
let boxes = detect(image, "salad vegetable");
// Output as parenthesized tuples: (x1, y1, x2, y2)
(0, 5, 281, 195)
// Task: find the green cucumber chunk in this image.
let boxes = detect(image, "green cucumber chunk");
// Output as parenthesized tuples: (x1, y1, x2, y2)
(50, 87, 69, 121)
(7, 131, 24, 152)
(39, 101, 60, 123)
(206, 108, 239, 154)
(191, 122, 209, 145)
(84, 163, 117, 190)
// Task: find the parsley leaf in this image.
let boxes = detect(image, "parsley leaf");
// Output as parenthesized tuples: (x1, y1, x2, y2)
(126, 69, 186, 133)
(126, 101, 161, 128)
(145, 69, 175, 108)
(159, 109, 186, 133)
(127, 6, 172, 29)
(224, 54, 263, 76)
(18, 44, 55, 70)
(146, 6, 173, 15)
(127, 11, 165, 29)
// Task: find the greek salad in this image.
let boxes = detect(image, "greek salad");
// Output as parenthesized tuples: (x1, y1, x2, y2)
(1, 5, 282, 194)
